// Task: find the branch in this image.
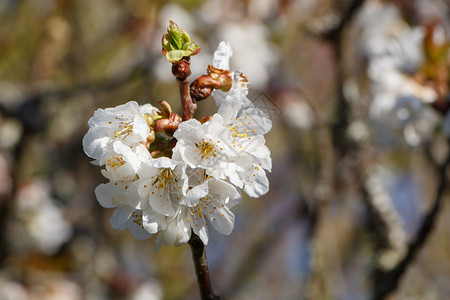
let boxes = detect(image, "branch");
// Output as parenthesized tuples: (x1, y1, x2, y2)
(188, 234, 220, 300)
(372, 142, 450, 300)
(172, 57, 197, 120)
(174, 56, 213, 298)
(319, 0, 366, 42)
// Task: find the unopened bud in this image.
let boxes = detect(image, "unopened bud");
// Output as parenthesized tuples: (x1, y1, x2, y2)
(152, 112, 182, 134)
(157, 100, 172, 118)
(172, 57, 191, 79)
(207, 65, 233, 92)
(147, 128, 155, 144)
(169, 111, 182, 125)
(190, 75, 214, 102)
(190, 66, 235, 101)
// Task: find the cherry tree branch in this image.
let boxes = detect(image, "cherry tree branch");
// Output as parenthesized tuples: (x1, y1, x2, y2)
(172, 57, 197, 120)
(172, 57, 216, 299)
(310, 0, 366, 43)
(372, 142, 450, 300)
(188, 234, 220, 300)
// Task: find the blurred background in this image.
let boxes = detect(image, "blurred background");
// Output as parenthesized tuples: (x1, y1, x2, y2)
(1, 0, 450, 299)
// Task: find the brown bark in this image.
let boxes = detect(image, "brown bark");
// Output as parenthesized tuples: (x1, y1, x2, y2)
(188, 234, 220, 300)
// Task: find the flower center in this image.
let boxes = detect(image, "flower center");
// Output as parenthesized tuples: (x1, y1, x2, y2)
(107, 156, 126, 170)
(195, 139, 217, 159)
(114, 113, 153, 139)
(115, 122, 134, 139)
(131, 211, 143, 226)
(152, 168, 178, 189)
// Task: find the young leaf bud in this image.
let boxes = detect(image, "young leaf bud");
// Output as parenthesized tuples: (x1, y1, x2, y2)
(162, 20, 201, 63)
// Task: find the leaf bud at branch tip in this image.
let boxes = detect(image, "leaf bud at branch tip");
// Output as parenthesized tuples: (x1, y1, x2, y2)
(162, 20, 200, 63)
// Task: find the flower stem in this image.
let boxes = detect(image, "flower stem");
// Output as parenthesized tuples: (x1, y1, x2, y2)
(172, 57, 197, 120)
(178, 77, 197, 120)
(188, 233, 220, 300)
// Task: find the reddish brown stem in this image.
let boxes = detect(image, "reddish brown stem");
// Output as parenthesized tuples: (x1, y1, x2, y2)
(188, 234, 220, 300)
(177, 76, 197, 120)
(172, 57, 197, 120)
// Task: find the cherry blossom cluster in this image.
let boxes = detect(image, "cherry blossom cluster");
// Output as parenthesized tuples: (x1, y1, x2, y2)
(83, 41, 271, 249)
(357, 2, 449, 146)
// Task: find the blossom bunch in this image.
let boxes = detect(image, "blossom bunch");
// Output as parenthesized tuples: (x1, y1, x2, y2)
(83, 41, 271, 249)
(355, 2, 450, 147)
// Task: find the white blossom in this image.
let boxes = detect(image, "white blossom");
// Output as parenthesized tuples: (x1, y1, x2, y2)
(110, 206, 165, 240)
(83, 41, 272, 248)
(357, 2, 440, 146)
(135, 157, 188, 217)
(179, 177, 240, 244)
(211, 41, 250, 107)
(14, 180, 72, 255)
(99, 141, 151, 182)
(156, 172, 240, 247)
(154, 213, 191, 250)
(173, 114, 236, 179)
(83, 101, 157, 164)
(173, 88, 271, 197)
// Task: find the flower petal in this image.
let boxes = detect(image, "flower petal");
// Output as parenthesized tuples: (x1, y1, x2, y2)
(213, 41, 233, 70)
(180, 180, 208, 207)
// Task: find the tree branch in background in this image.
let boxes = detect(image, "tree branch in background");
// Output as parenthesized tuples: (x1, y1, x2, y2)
(319, 0, 366, 42)
(304, 0, 367, 297)
(372, 142, 450, 300)
(188, 234, 220, 300)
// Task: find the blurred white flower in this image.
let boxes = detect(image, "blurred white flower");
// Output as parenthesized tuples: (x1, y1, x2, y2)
(216, 21, 276, 88)
(29, 277, 82, 300)
(357, 2, 424, 73)
(0, 276, 28, 300)
(131, 280, 163, 300)
(368, 68, 439, 146)
(358, 1, 440, 146)
(15, 180, 72, 255)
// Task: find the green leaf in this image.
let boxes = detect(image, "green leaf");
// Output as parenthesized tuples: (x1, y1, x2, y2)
(162, 21, 200, 62)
